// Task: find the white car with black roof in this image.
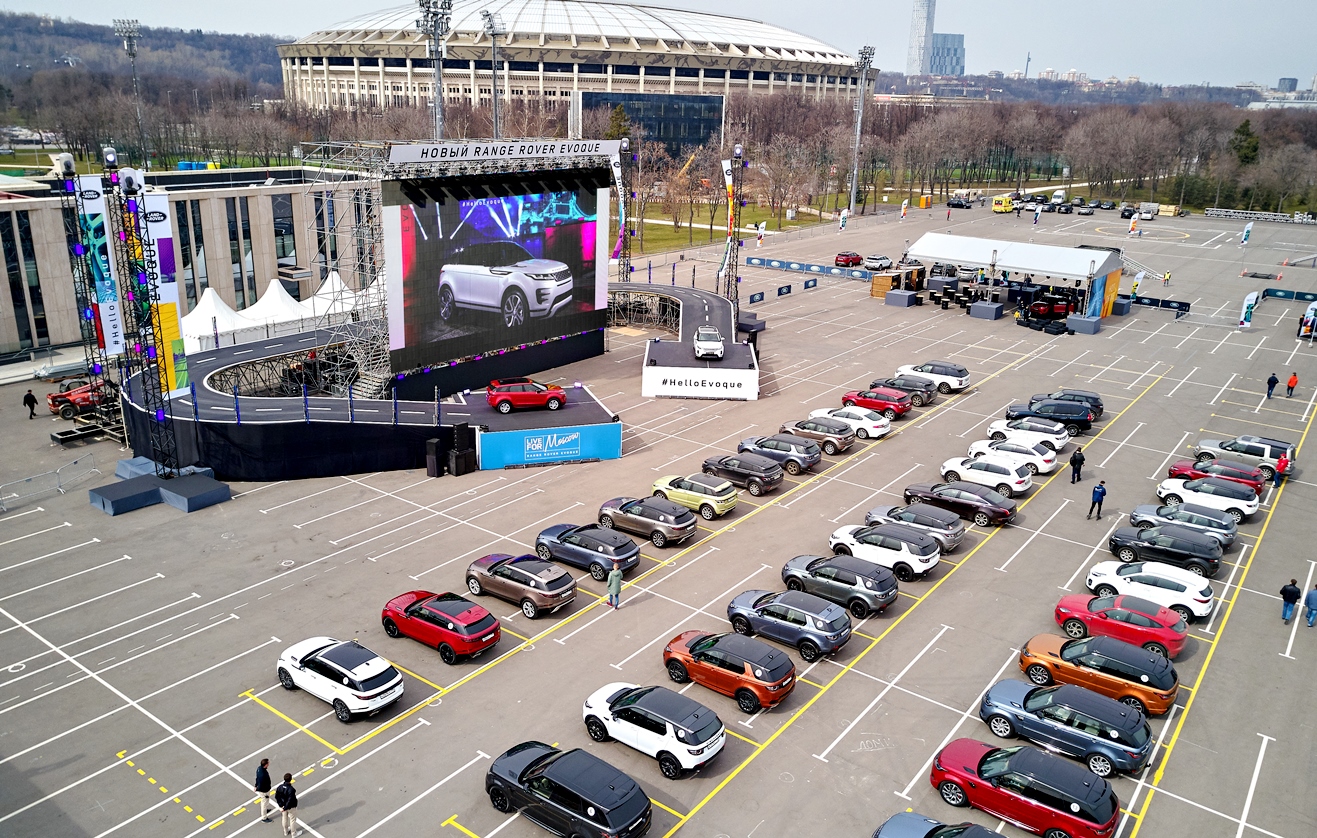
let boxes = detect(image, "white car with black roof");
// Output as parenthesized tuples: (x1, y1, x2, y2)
(986, 417, 1071, 451)
(968, 438, 1059, 474)
(277, 637, 404, 722)
(583, 683, 726, 778)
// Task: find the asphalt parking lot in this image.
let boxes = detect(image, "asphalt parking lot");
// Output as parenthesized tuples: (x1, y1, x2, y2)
(2, 204, 1316, 838)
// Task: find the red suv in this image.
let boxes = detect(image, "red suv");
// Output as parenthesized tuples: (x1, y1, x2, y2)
(931, 738, 1120, 838)
(835, 251, 862, 267)
(485, 377, 566, 414)
(841, 387, 912, 420)
(381, 590, 501, 664)
(1167, 459, 1265, 496)
(1054, 594, 1188, 658)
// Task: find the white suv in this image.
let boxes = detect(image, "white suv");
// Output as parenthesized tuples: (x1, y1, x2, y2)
(437, 241, 574, 328)
(940, 455, 1033, 498)
(987, 418, 1070, 451)
(828, 523, 941, 581)
(1086, 561, 1215, 622)
(1155, 477, 1259, 522)
(277, 638, 404, 722)
(583, 682, 726, 778)
(894, 361, 970, 393)
(968, 439, 1058, 475)
(693, 325, 725, 359)
(809, 406, 891, 439)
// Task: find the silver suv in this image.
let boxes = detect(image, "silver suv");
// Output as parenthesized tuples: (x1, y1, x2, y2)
(1192, 434, 1294, 480)
(438, 240, 574, 328)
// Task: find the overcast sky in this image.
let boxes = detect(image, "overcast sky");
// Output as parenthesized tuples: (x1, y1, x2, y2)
(8, 0, 1313, 88)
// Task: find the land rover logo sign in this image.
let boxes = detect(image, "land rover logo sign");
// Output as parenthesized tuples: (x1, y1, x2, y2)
(80, 190, 101, 200)
(144, 210, 167, 223)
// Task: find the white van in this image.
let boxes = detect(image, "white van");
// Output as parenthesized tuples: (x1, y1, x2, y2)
(1051, 189, 1067, 205)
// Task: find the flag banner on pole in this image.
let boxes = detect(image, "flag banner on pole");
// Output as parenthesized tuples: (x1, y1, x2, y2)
(716, 159, 735, 278)
(77, 175, 125, 355)
(1241, 221, 1253, 246)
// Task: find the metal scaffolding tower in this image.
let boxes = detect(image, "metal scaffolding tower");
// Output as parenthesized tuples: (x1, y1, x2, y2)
(721, 143, 746, 319)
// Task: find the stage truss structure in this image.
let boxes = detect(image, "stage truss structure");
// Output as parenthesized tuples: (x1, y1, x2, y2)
(721, 148, 746, 319)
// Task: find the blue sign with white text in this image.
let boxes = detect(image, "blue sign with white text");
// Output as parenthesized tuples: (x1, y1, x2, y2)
(479, 422, 623, 469)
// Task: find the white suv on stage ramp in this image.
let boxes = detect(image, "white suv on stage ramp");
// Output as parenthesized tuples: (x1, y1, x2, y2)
(693, 325, 725, 359)
(277, 637, 404, 722)
(437, 241, 574, 328)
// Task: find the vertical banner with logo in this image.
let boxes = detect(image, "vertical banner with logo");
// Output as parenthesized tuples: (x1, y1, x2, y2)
(900, 199, 909, 219)
(77, 175, 124, 355)
(1240, 290, 1259, 328)
(716, 159, 735, 279)
(143, 194, 187, 391)
(1241, 221, 1253, 246)
(610, 153, 626, 260)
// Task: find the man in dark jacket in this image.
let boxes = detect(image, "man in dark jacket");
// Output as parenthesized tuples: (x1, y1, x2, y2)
(1280, 579, 1302, 624)
(1267, 373, 1280, 398)
(22, 389, 38, 419)
(1088, 481, 1107, 519)
(1069, 448, 1086, 483)
(275, 773, 300, 837)
(254, 758, 273, 821)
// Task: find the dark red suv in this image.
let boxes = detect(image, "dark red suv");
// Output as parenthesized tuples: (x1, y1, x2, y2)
(1167, 459, 1265, 496)
(841, 387, 912, 420)
(835, 251, 863, 267)
(486, 377, 567, 414)
(381, 590, 501, 664)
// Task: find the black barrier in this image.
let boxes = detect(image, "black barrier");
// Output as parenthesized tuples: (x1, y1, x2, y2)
(749, 292, 765, 304)
(1125, 294, 1191, 314)
(804, 278, 818, 289)
(777, 285, 792, 296)
(1262, 289, 1317, 302)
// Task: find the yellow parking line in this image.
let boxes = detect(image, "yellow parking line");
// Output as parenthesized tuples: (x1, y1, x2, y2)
(724, 729, 761, 747)
(442, 814, 481, 838)
(392, 663, 447, 693)
(737, 497, 764, 508)
(639, 553, 666, 564)
(649, 798, 688, 819)
(240, 690, 347, 755)
(897, 591, 923, 601)
(798, 677, 825, 689)
(852, 630, 878, 641)
(499, 624, 531, 642)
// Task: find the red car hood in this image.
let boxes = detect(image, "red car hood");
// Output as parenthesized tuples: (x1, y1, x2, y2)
(385, 590, 429, 611)
(939, 737, 994, 771)
(1056, 594, 1094, 614)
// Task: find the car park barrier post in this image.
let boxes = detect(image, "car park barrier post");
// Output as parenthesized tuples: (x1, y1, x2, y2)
(232, 384, 241, 425)
(303, 384, 310, 423)
(393, 390, 399, 425)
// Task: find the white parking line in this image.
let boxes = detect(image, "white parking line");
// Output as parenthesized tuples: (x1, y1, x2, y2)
(996, 501, 1071, 572)
(1087, 356, 1125, 383)
(1166, 367, 1198, 399)
(1234, 734, 1275, 838)
(1058, 518, 1122, 591)
(0, 555, 131, 603)
(1147, 432, 1192, 479)
(0, 538, 100, 575)
(1209, 373, 1238, 405)
(0, 521, 72, 548)
(1174, 327, 1200, 349)
(352, 751, 489, 838)
(1050, 350, 1090, 378)
(830, 464, 921, 523)
(1097, 422, 1145, 468)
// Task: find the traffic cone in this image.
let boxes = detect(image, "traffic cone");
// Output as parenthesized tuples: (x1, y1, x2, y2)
(1283, 258, 1289, 266)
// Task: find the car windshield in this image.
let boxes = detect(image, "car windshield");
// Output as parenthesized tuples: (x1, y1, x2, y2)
(977, 746, 1020, 779)
(753, 592, 778, 608)
(910, 540, 940, 557)
(1060, 638, 1092, 661)
(355, 665, 400, 693)
(821, 614, 849, 632)
(683, 715, 723, 745)
(1022, 686, 1059, 713)
(696, 327, 719, 340)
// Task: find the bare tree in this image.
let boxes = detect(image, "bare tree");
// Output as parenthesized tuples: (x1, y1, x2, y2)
(1258, 144, 1317, 212)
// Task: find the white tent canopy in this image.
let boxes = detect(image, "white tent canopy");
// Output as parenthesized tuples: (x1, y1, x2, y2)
(906, 233, 1125, 283)
(302, 271, 357, 317)
(182, 287, 252, 340)
(243, 278, 312, 326)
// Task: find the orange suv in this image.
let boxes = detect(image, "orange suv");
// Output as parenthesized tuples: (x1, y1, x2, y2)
(1018, 634, 1178, 717)
(663, 630, 795, 714)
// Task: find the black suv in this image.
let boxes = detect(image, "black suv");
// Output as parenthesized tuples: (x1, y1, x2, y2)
(869, 375, 939, 407)
(1005, 399, 1094, 436)
(702, 452, 784, 496)
(487, 742, 652, 838)
(1107, 525, 1222, 577)
(781, 554, 898, 619)
(1029, 389, 1104, 418)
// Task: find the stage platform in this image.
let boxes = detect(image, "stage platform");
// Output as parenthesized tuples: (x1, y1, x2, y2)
(458, 386, 623, 470)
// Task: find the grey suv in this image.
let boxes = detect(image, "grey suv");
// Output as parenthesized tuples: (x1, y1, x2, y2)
(1129, 503, 1235, 547)
(779, 416, 855, 456)
(738, 434, 822, 475)
(865, 503, 966, 553)
(978, 682, 1153, 778)
(726, 589, 851, 662)
(598, 497, 697, 548)
(781, 554, 898, 619)
(1193, 434, 1294, 480)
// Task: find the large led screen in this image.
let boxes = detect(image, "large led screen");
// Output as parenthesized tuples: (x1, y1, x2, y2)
(384, 170, 610, 372)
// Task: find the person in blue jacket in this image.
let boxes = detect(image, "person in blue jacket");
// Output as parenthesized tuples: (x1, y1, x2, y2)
(1087, 481, 1107, 520)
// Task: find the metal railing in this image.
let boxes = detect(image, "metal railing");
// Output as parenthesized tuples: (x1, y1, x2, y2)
(1205, 208, 1317, 225)
(0, 454, 102, 512)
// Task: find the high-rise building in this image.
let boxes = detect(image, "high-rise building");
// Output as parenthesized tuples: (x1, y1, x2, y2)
(1277, 77, 1298, 92)
(907, 0, 936, 75)
(929, 33, 964, 76)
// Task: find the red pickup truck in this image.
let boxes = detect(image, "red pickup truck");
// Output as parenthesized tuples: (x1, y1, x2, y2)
(47, 379, 110, 419)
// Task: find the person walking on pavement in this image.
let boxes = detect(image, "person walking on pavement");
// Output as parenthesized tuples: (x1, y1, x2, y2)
(1287, 372, 1298, 397)
(254, 758, 273, 822)
(1087, 481, 1107, 519)
(22, 389, 38, 419)
(1267, 373, 1280, 398)
(606, 561, 624, 610)
(1280, 579, 1302, 624)
(1163, 271, 1171, 287)
(1274, 454, 1289, 488)
(275, 773, 300, 837)
(947, 207, 952, 221)
(1069, 447, 1086, 483)
(1305, 583, 1317, 627)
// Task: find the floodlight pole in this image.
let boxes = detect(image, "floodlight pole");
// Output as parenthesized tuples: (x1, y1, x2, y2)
(114, 19, 149, 170)
(848, 46, 875, 216)
(481, 11, 506, 139)
(725, 143, 745, 319)
(417, 0, 452, 139)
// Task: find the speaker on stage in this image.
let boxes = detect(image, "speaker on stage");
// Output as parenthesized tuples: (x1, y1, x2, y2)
(448, 448, 474, 476)
(453, 422, 472, 451)
(426, 438, 443, 477)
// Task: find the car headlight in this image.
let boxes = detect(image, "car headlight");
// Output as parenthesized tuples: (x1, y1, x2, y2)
(525, 272, 560, 280)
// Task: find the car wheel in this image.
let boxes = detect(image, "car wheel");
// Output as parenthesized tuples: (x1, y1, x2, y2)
(520, 599, 539, 619)
(786, 578, 804, 592)
(598, 515, 615, 529)
(382, 618, 400, 638)
(822, 441, 838, 456)
(893, 563, 914, 583)
(1171, 605, 1193, 623)
(59, 404, 77, 420)
(1226, 508, 1244, 524)
(996, 484, 1014, 498)
(1044, 830, 1072, 838)
(798, 640, 821, 662)
(333, 700, 351, 723)
(489, 785, 512, 813)
(1062, 618, 1087, 639)
(496, 400, 512, 414)
(666, 660, 689, 683)
(848, 599, 869, 620)
(657, 752, 683, 780)
(1026, 664, 1053, 685)
(1118, 547, 1137, 562)
(1143, 642, 1168, 658)
(1025, 463, 1039, 475)
(938, 382, 952, 394)
(438, 643, 457, 665)
(589, 563, 607, 582)
(833, 544, 852, 556)
(731, 616, 752, 636)
(1195, 453, 1214, 465)
(944, 471, 960, 482)
(651, 531, 667, 548)
(973, 512, 991, 527)
(784, 461, 802, 475)
(987, 714, 1015, 738)
(735, 689, 761, 714)
(501, 289, 527, 328)
(467, 576, 483, 595)
(938, 780, 968, 807)
(438, 286, 456, 322)
(1120, 696, 1147, 715)
(585, 716, 610, 742)
(1086, 753, 1115, 778)
(700, 504, 716, 521)
(1164, 494, 1183, 505)
(748, 480, 764, 496)
(545, 397, 562, 411)
(278, 667, 297, 690)
(1041, 441, 1057, 451)
(1065, 424, 1081, 436)
(842, 399, 856, 407)
(653, 490, 667, 499)
(1095, 584, 1118, 597)
(856, 428, 869, 439)
(883, 408, 898, 420)
(991, 432, 1006, 441)
(1136, 521, 1154, 530)
(536, 544, 553, 560)
(912, 394, 925, 407)
(1187, 564, 1207, 577)
(1258, 466, 1275, 481)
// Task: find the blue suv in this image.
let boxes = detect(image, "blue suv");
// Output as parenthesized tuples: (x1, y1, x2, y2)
(737, 434, 822, 475)
(978, 681, 1153, 778)
(535, 524, 640, 581)
(726, 589, 850, 662)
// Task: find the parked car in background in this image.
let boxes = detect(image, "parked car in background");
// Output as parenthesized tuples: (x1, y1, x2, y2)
(872, 814, 999, 838)
(1107, 525, 1222, 577)
(864, 503, 966, 553)
(1192, 434, 1295, 480)
(1029, 388, 1104, 418)
(1087, 199, 1102, 208)
(895, 361, 970, 393)
(1120, 206, 1136, 219)
(484, 742, 652, 837)
(727, 589, 851, 662)
(967, 438, 1058, 475)
(582, 683, 725, 779)
(864, 254, 893, 271)
(903, 482, 1017, 527)
(835, 251, 863, 267)
(1077, 205, 1095, 216)
(663, 631, 796, 713)
(701, 452, 784, 496)
(808, 406, 891, 440)
(780, 416, 856, 456)
(652, 473, 738, 520)
(381, 590, 500, 664)
(1057, 202, 1073, 214)
(738, 434, 822, 475)
(466, 554, 577, 619)
(1054, 594, 1188, 658)
(781, 554, 898, 619)
(486, 378, 566, 414)
(869, 375, 939, 406)
(276, 638, 404, 723)
(1128, 503, 1236, 548)
(828, 523, 942, 581)
(692, 325, 724, 360)
(1019, 634, 1179, 716)
(841, 387, 912, 420)
(1166, 459, 1264, 496)
(947, 197, 972, 209)
(987, 417, 1071, 451)
(939, 455, 1033, 498)
(1005, 399, 1094, 436)
(1155, 476, 1259, 522)
(536, 524, 640, 580)
(598, 497, 698, 547)
(1100, 201, 1117, 210)
(1086, 560, 1215, 622)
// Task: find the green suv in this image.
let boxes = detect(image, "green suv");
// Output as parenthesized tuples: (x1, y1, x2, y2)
(652, 474, 738, 520)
